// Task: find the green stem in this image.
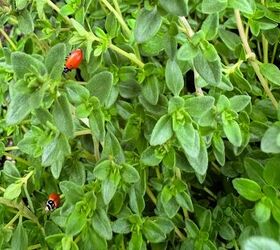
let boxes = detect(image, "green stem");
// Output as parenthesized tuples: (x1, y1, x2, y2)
(45, 0, 71, 24)
(100, 0, 131, 37)
(234, 9, 278, 108)
(262, 35, 268, 63)
(4, 153, 30, 166)
(0, 28, 17, 50)
(203, 187, 217, 200)
(109, 43, 144, 68)
(271, 42, 278, 64)
(74, 129, 91, 137)
(5, 146, 19, 151)
(4, 211, 20, 229)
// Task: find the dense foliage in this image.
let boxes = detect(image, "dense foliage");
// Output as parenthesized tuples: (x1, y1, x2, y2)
(1, 0, 280, 249)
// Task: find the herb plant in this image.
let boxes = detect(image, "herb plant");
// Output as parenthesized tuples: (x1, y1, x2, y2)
(1, 0, 280, 249)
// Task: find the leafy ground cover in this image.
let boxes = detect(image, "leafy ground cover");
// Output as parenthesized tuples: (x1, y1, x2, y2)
(1, 0, 280, 249)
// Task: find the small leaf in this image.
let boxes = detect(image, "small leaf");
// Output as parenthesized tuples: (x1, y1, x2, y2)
(223, 119, 242, 147)
(18, 10, 34, 34)
(92, 209, 113, 240)
(229, 95, 251, 112)
(159, 0, 188, 16)
(121, 164, 140, 184)
(201, 0, 227, 14)
(243, 236, 280, 250)
(4, 183, 22, 200)
(11, 222, 28, 250)
(45, 43, 66, 80)
(135, 7, 162, 43)
(193, 49, 221, 86)
(232, 178, 263, 201)
(59, 181, 84, 204)
(142, 220, 166, 243)
(66, 208, 87, 236)
(87, 71, 113, 105)
(150, 114, 173, 145)
(165, 59, 184, 96)
(261, 123, 280, 153)
(260, 63, 280, 86)
(53, 95, 74, 137)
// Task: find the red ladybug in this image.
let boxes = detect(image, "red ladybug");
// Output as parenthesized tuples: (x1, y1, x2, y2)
(45, 193, 60, 212)
(63, 49, 83, 73)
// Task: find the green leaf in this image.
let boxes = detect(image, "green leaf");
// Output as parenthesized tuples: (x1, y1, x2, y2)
(92, 209, 113, 240)
(223, 119, 242, 147)
(201, 13, 219, 40)
(143, 220, 166, 243)
(89, 109, 105, 143)
(87, 71, 113, 105)
(177, 41, 199, 61)
(219, 223, 236, 241)
(232, 178, 263, 201)
(16, 0, 28, 10)
(244, 158, 265, 185)
(135, 7, 162, 43)
(121, 164, 140, 184)
(184, 96, 215, 118)
(159, 0, 188, 16)
(59, 181, 84, 204)
(228, 0, 256, 14)
(11, 52, 47, 79)
(11, 222, 28, 250)
(4, 183, 22, 200)
(6, 93, 32, 125)
(175, 191, 194, 212)
(102, 171, 121, 205)
(65, 82, 90, 104)
(18, 10, 34, 34)
(53, 95, 74, 138)
(243, 236, 280, 250)
(174, 121, 200, 158)
(229, 95, 251, 112)
(141, 76, 159, 105)
(218, 28, 241, 51)
(193, 49, 221, 86)
(201, 0, 227, 14)
(165, 59, 184, 96)
(254, 200, 271, 223)
(263, 156, 280, 188)
(102, 131, 125, 164)
(93, 160, 111, 180)
(187, 138, 208, 175)
(66, 208, 87, 236)
(150, 114, 173, 145)
(45, 43, 66, 80)
(140, 146, 163, 166)
(260, 63, 280, 86)
(112, 217, 131, 234)
(129, 231, 144, 250)
(261, 123, 280, 153)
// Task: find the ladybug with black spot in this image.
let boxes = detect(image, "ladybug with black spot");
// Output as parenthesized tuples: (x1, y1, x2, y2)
(45, 193, 60, 212)
(63, 48, 83, 73)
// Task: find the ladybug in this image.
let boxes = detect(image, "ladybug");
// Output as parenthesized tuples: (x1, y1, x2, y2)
(63, 49, 83, 73)
(45, 193, 60, 212)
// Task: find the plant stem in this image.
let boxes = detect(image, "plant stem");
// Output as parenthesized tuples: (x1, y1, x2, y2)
(234, 9, 278, 108)
(262, 35, 268, 63)
(4, 153, 30, 166)
(203, 187, 217, 200)
(74, 129, 91, 137)
(0, 28, 17, 50)
(109, 43, 144, 68)
(271, 42, 278, 64)
(45, 0, 71, 24)
(5, 146, 19, 151)
(4, 211, 20, 229)
(100, 0, 131, 37)
(178, 17, 203, 96)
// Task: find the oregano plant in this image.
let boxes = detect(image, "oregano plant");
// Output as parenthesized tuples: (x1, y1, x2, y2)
(0, 0, 280, 249)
